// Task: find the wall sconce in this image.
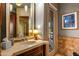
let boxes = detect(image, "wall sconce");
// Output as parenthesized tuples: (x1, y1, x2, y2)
(25, 5, 28, 12)
(37, 25, 41, 29)
(10, 4, 13, 12)
(33, 29, 39, 40)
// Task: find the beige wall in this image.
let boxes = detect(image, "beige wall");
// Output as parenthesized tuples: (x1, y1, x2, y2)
(36, 3, 44, 39)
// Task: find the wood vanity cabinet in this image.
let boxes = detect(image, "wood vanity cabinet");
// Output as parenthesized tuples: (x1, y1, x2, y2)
(18, 46, 44, 56)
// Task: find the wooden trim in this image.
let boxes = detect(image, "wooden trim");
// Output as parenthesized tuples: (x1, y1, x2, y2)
(44, 3, 49, 41)
(19, 16, 29, 18)
(48, 3, 58, 11)
(59, 36, 79, 39)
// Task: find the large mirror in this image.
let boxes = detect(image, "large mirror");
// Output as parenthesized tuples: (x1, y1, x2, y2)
(9, 3, 35, 40)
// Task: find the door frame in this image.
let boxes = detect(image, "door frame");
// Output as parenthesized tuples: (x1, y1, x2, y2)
(44, 3, 58, 56)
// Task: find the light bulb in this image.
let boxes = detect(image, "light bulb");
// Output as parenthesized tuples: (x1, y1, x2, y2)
(25, 5, 28, 12)
(10, 4, 13, 12)
(37, 25, 41, 29)
(16, 3, 22, 6)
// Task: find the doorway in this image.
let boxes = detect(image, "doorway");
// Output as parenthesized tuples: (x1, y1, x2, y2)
(19, 16, 29, 36)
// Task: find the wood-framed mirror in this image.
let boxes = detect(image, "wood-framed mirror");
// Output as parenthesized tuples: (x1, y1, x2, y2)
(0, 3, 6, 51)
(0, 3, 6, 42)
(7, 3, 36, 41)
(44, 3, 58, 55)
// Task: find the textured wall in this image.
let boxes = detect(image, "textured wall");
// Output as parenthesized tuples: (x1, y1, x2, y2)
(59, 36, 79, 56)
(58, 3, 79, 37)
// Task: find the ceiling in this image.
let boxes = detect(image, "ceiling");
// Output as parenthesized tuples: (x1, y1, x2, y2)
(10, 3, 31, 12)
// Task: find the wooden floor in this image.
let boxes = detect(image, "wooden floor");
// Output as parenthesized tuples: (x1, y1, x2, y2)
(54, 52, 64, 56)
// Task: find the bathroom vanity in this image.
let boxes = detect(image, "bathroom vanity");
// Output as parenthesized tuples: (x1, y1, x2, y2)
(1, 39, 48, 56)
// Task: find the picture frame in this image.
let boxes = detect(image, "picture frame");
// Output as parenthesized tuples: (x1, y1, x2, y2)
(62, 12, 77, 29)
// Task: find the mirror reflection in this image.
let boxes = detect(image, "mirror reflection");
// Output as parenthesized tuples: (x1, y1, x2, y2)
(9, 3, 35, 39)
(10, 3, 16, 38)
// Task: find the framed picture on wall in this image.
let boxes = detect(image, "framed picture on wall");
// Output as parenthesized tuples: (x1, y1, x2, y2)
(62, 12, 77, 29)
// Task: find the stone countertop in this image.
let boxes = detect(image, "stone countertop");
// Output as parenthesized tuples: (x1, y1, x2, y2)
(1, 40, 49, 56)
